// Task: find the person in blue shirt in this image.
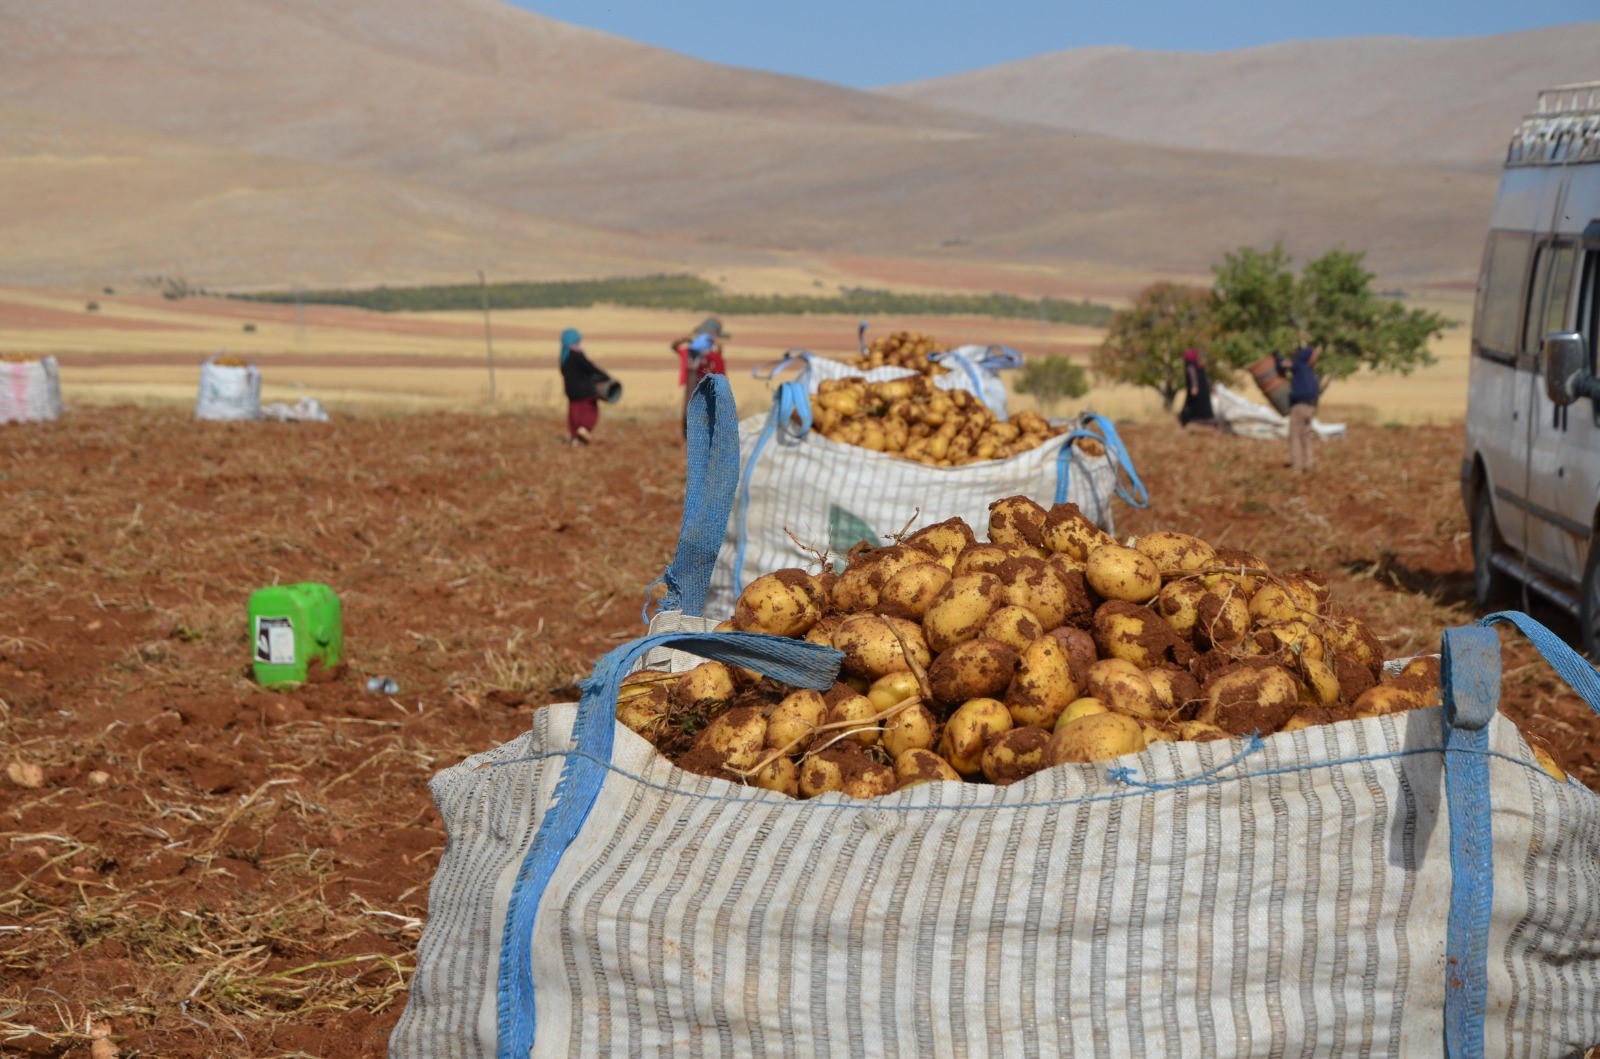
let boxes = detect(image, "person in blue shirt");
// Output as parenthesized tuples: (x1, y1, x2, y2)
(1273, 345, 1321, 471)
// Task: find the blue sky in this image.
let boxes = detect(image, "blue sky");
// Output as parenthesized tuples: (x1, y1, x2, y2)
(510, 1, 1596, 87)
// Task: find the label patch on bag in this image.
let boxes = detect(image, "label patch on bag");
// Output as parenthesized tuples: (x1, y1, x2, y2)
(254, 617, 295, 665)
(829, 505, 878, 571)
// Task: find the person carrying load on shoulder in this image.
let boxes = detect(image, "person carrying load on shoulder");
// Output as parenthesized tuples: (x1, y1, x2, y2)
(559, 327, 613, 445)
(1273, 344, 1320, 471)
(673, 317, 728, 436)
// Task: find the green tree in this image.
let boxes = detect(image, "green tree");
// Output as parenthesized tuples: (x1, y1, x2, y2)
(1092, 283, 1216, 411)
(1211, 242, 1450, 393)
(1014, 355, 1090, 415)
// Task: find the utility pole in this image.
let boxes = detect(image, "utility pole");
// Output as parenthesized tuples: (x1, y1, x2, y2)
(478, 270, 497, 404)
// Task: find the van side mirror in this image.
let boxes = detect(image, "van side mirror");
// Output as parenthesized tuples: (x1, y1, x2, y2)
(1543, 332, 1595, 406)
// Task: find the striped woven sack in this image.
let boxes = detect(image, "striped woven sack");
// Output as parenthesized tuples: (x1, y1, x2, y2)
(754, 346, 1021, 420)
(0, 355, 62, 424)
(703, 379, 1146, 621)
(195, 358, 263, 421)
(391, 377, 1600, 1058)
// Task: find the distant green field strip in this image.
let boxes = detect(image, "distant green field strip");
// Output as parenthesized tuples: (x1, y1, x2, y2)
(234, 275, 1114, 326)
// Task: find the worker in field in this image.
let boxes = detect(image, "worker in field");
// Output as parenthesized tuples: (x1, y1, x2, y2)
(1274, 344, 1320, 471)
(1178, 347, 1215, 429)
(673, 318, 728, 436)
(559, 327, 614, 445)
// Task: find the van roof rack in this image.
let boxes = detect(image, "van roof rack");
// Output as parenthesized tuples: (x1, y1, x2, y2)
(1508, 83, 1600, 167)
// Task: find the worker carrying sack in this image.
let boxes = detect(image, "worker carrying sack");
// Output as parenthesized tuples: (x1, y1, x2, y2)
(756, 345, 1022, 420)
(0, 354, 63, 424)
(392, 377, 1600, 1058)
(195, 356, 262, 421)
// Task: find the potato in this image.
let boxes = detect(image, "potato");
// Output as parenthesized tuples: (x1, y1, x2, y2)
(1247, 583, 1304, 626)
(952, 543, 1013, 578)
(674, 662, 736, 712)
(1155, 579, 1207, 638)
(882, 701, 939, 758)
(1041, 502, 1114, 559)
(749, 755, 799, 796)
(842, 759, 899, 799)
(1525, 733, 1567, 784)
(799, 745, 850, 797)
(1332, 619, 1386, 679)
(929, 637, 1019, 705)
(1193, 587, 1251, 650)
(1042, 560, 1096, 627)
(1085, 658, 1164, 720)
(983, 605, 1045, 651)
(1199, 664, 1301, 735)
(1006, 636, 1078, 728)
(1144, 667, 1201, 715)
(732, 570, 824, 637)
(804, 614, 843, 648)
(1046, 626, 1099, 689)
(866, 671, 922, 712)
(938, 698, 1013, 775)
(1350, 682, 1428, 719)
(766, 689, 828, 752)
(1297, 655, 1341, 708)
(1135, 531, 1215, 575)
(1141, 722, 1178, 745)
(832, 560, 882, 613)
(826, 686, 882, 747)
(877, 562, 952, 620)
(1092, 600, 1182, 669)
(999, 556, 1074, 629)
(1280, 704, 1340, 734)
(1048, 712, 1145, 765)
(616, 683, 670, 743)
(1400, 655, 1441, 686)
(987, 496, 1048, 550)
(863, 545, 935, 596)
(833, 614, 932, 680)
(895, 747, 963, 786)
(1055, 696, 1109, 730)
(1085, 544, 1161, 603)
(1177, 720, 1232, 742)
(687, 706, 768, 772)
(923, 573, 1006, 652)
(904, 517, 975, 565)
(981, 726, 1053, 785)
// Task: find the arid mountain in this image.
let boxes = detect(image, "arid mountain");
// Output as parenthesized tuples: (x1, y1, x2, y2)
(0, 0, 1528, 290)
(884, 24, 1600, 169)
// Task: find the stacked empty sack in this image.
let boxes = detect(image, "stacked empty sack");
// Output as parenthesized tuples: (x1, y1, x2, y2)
(623, 496, 1571, 798)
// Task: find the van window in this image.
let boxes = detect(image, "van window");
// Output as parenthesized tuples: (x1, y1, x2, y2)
(1476, 231, 1533, 360)
(1540, 244, 1577, 341)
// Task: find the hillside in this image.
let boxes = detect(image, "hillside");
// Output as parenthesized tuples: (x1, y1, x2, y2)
(0, 0, 1522, 290)
(883, 24, 1600, 169)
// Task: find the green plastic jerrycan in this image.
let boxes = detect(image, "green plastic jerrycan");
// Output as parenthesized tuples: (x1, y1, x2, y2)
(248, 582, 343, 687)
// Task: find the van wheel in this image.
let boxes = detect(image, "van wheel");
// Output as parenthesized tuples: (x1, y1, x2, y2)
(1579, 547, 1600, 659)
(1472, 487, 1505, 609)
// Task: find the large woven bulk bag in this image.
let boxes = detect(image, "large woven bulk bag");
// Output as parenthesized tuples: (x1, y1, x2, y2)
(0, 355, 63, 424)
(757, 346, 1021, 419)
(391, 378, 1600, 1058)
(703, 380, 1144, 621)
(195, 357, 262, 421)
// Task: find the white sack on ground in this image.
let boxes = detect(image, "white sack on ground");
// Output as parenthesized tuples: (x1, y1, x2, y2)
(1213, 383, 1345, 440)
(195, 359, 262, 421)
(0, 356, 63, 424)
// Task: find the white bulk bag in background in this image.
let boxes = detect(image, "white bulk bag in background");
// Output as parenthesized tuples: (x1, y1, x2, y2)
(195, 358, 262, 421)
(757, 345, 1022, 420)
(703, 381, 1145, 621)
(0, 355, 63, 424)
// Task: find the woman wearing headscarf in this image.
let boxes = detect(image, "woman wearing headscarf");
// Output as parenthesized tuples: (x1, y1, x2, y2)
(559, 327, 613, 445)
(1178, 347, 1215, 429)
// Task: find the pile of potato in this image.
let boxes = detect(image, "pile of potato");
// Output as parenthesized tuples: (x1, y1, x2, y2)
(213, 354, 251, 368)
(1, 353, 43, 362)
(813, 375, 1063, 466)
(848, 330, 947, 374)
(617, 497, 1572, 799)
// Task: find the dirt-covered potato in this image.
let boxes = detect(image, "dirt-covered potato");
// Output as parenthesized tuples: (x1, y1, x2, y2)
(1092, 600, 1182, 669)
(833, 614, 932, 680)
(766, 689, 828, 752)
(981, 726, 1052, 785)
(1086, 658, 1163, 719)
(983, 605, 1045, 651)
(1041, 502, 1114, 559)
(826, 685, 882, 747)
(1046, 626, 1099, 690)
(1193, 587, 1250, 650)
(988, 496, 1048, 550)
(1278, 574, 1324, 614)
(1005, 636, 1078, 728)
(687, 706, 768, 772)
(1042, 560, 1095, 627)
(804, 614, 843, 648)
(1135, 531, 1215, 575)
(999, 556, 1073, 629)
(1297, 655, 1341, 708)
(895, 747, 963, 785)
(877, 561, 953, 621)
(842, 759, 899, 799)
(732, 569, 824, 637)
(1205, 547, 1269, 596)
(1350, 682, 1429, 719)
(1155, 579, 1207, 638)
(952, 543, 1013, 578)
(674, 662, 736, 712)
(1085, 544, 1161, 603)
(1055, 696, 1109, 730)
(929, 637, 1019, 705)
(1332, 618, 1385, 679)
(1199, 664, 1301, 735)
(938, 698, 1013, 775)
(750, 755, 799, 796)
(1144, 667, 1201, 715)
(1247, 583, 1310, 626)
(882, 701, 939, 757)
(832, 559, 883, 613)
(904, 517, 975, 567)
(1177, 720, 1231, 742)
(1048, 712, 1145, 765)
(866, 671, 921, 712)
(799, 744, 851, 797)
(923, 573, 1006, 652)
(616, 683, 671, 744)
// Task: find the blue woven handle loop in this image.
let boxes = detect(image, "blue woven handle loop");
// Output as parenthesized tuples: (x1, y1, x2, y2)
(647, 374, 741, 620)
(1479, 610, 1600, 715)
(497, 629, 842, 1057)
(750, 349, 811, 381)
(977, 344, 1024, 371)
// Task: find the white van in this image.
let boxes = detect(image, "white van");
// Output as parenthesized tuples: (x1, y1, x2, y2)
(1464, 81, 1600, 651)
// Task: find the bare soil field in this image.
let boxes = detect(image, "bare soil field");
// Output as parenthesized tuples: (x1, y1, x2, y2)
(2, 408, 1596, 1057)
